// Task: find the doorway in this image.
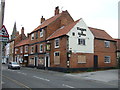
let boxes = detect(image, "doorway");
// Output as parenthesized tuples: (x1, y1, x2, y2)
(34, 57, 38, 67)
(94, 55, 98, 68)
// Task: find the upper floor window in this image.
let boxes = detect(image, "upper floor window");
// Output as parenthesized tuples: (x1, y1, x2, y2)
(40, 29, 43, 37)
(36, 32, 38, 39)
(78, 38, 85, 45)
(104, 41, 110, 48)
(40, 44, 43, 53)
(72, 32, 75, 36)
(31, 33, 34, 40)
(104, 56, 111, 63)
(25, 46, 28, 53)
(31, 46, 34, 54)
(55, 38, 60, 48)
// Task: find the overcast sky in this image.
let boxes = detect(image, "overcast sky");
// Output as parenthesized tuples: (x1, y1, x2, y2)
(2, 0, 119, 38)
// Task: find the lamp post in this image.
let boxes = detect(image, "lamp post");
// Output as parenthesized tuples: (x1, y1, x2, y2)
(0, 0, 5, 89)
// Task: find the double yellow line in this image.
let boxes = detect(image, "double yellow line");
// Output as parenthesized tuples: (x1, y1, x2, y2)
(2, 75, 32, 90)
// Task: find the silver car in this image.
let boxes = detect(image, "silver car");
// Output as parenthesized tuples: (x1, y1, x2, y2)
(8, 62, 20, 69)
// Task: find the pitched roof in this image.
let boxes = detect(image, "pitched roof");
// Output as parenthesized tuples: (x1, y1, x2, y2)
(31, 12, 63, 33)
(15, 38, 29, 47)
(47, 19, 80, 40)
(89, 27, 114, 41)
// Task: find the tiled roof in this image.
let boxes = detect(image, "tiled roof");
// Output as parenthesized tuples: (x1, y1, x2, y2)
(31, 12, 63, 33)
(89, 27, 114, 41)
(47, 19, 80, 40)
(15, 38, 29, 47)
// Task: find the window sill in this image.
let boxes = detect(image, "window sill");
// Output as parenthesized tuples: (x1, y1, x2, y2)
(78, 62, 86, 64)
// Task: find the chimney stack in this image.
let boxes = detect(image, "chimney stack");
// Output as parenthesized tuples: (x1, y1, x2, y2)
(41, 16, 45, 24)
(27, 33, 29, 38)
(55, 6, 59, 15)
(21, 27, 24, 34)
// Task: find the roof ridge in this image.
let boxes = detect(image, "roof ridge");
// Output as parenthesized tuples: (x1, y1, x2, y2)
(88, 27, 105, 31)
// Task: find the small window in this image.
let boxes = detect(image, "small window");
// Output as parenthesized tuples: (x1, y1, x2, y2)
(40, 29, 43, 37)
(72, 32, 75, 36)
(36, 32, 38, 39)
(40, 44, 43, 53)
(104, 41, 110, 48)
(104, 56, 111, 63)
(38, 57, 44, 65)
(54, 52, 60, 65)
(25, 46, 28, 53)
(31, 46, 34, 54)
(55, 38, 60, 48)
(78, 39, 85, 45)
(78, 55, 86, 63)
(31, 33, 34, 40)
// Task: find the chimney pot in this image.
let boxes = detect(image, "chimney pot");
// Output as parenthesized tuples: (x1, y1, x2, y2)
(55, 6, 59, 15)
(21, 27, 24, 34)
(41, 16, 45, 24)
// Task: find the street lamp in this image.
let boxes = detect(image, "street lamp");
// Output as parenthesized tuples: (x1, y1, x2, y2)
(0, 0, 5, 89)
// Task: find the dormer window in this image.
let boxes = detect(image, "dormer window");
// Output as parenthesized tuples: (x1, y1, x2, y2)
(40, 29, 43, 37)
(31, 33, 34, 40)
(104, 41, 110, 48)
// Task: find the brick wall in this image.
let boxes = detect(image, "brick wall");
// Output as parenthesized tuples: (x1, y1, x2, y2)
(94, 39, 117, 67)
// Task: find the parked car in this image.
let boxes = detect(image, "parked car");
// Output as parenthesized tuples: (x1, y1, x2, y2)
(8, 62, 20, 70)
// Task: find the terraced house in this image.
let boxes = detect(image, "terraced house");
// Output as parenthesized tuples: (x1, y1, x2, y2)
(14, 7, 117, 71)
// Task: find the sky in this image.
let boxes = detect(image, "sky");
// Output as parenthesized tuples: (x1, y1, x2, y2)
(1, 0, 119, 38)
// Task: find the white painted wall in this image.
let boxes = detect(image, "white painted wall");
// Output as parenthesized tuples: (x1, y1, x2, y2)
(67, 19, 94, 53)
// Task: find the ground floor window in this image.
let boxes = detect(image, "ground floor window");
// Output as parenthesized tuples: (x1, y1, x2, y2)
(78, 55, 86, 63)
(54, 51, 60, 65)
(104, 56, 111, 63)
(38, 57, 44, 65)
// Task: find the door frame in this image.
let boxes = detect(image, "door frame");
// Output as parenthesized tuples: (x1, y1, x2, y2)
(94, 55, 98, 68)
(34, 56, 38, 67)
(45, 54, 50, 67)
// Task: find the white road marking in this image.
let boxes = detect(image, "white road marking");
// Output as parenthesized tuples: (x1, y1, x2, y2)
(62, 84, 75, 88)
(17, 72, 27, 75)
(33, 76, 50, 82)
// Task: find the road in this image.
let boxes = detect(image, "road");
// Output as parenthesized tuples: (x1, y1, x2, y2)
(2, 64, 118, 89)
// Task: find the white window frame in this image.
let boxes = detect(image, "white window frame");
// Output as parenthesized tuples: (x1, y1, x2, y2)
(55, 38, 60, 48)
(104, 56, 111, 63)
(31, 33, 34, 40)
(40, 29, 43, 37)
(25, 46, 28, 53)
(78, 38, 85, 45)
(31, 46, 34, 54)
(40, 44, 43, 53)
(104, 41, 110, 48)
(54, 51, 60, 65)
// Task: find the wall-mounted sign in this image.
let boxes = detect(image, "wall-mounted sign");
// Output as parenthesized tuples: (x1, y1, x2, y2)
(46, 43, 51, 51)
(77, 27, 86, 37)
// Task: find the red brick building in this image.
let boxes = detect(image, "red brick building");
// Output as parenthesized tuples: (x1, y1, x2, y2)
(28, 6, 74, 67)
(15, 38, 29, 66)
(13, 7, 117, 71)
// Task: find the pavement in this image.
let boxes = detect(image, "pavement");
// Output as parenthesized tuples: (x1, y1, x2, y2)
(65, 69, 119, 86)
